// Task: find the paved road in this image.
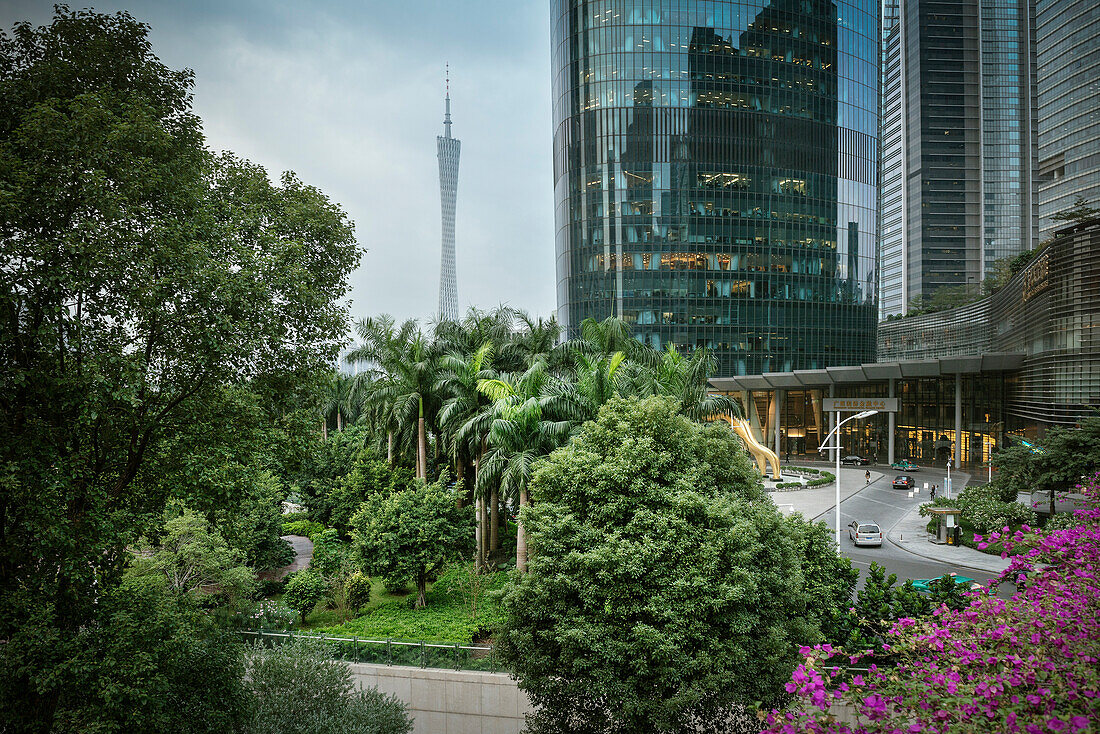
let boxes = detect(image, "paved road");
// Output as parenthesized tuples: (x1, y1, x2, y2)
(815, 469, 1005, 589)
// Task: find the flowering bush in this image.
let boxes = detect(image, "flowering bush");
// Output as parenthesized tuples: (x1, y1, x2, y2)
(239, 599, 297, 630)
(764, 473, 1100, 733)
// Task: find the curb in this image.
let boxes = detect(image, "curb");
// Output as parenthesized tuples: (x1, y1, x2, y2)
(884, 508, 1008, 577)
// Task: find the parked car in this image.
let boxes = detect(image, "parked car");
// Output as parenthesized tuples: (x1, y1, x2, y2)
(847, 520, 882, 547)
(840, 455, 870, 466)
(891, 459, 921, 472)
(892, 475, 915, 490)
(910, 574, 983, 594)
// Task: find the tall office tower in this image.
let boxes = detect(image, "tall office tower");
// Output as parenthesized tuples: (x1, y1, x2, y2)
(879, 16, 906, 317)
(550, 0, 880, 376)
(1036, 0, 1100, 238)
(878, 0, 1037, 316)
(437, 70, 460, 322)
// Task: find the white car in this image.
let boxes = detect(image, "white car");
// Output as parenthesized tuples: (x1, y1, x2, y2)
(848, 520, 883, 547)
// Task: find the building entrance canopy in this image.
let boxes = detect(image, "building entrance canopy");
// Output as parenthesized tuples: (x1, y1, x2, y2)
(709, 354, 1025, 470)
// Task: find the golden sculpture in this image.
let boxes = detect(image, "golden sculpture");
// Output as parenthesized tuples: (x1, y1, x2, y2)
(724, 414, 782, 479)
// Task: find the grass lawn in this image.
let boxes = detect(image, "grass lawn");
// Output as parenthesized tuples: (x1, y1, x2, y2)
(311, 566, 510, 644)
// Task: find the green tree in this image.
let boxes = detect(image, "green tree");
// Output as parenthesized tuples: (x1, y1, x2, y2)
(246, 637, 412, 734)
(127, 508, 257, 608)
(0, 578, 251, 734)
(283, 570, 329, 623)
(0, 2, 359, 656)
(218, 471, 296, 573)
(993, 414, 1100, 516)
(497, 397, 811, 733)
(327, 457, 413, 534)
(351, 474, 471, 607)
(475, 361, 576, 572)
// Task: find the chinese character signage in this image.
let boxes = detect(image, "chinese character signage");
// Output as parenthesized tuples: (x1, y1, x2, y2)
(822, 397, 899, 412)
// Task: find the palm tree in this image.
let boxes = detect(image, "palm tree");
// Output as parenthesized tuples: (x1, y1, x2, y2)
(619, 345, 740, 421)
(319, 372, 356, 437)
(437, 341, 499, 567)
(476, 361, 574, 572)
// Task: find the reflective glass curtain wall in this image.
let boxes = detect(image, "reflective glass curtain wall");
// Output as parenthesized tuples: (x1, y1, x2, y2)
(551, 0, 880, 376)
(1036, 0, 1100, 238)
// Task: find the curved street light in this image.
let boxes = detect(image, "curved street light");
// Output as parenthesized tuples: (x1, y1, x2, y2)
(818, 410, 879, 548)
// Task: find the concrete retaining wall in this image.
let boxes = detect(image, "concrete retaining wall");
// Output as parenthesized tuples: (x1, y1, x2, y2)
(348, 663, 532, 734)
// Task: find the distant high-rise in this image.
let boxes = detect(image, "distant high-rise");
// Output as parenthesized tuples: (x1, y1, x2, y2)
(437, 68, 460, 322)
(550, 0, 881, 376)
(878, 0, 1038, 317)
(1036, 0, 1100, 237)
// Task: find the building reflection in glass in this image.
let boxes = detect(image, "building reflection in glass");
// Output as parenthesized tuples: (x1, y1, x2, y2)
(551, 0, 879, 375)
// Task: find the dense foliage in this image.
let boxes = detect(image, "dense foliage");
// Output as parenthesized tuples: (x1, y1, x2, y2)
(246, 638, 412, 734)
(351, 473, 472, 607)
(765, 474, 1100, 734)
(0, 9, 360, 728)
(497, 397, 840, 733)
(992, 414, 1100, 515)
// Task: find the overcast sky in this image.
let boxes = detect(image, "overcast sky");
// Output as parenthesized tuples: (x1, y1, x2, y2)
(3, 1, 558, 326)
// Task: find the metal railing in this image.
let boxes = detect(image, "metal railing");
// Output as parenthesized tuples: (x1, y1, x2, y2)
(239, 628, 502, 673)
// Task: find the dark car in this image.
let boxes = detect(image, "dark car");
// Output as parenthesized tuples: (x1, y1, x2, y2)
(840, 455, 870, 466)
(892, 475, 915, 490)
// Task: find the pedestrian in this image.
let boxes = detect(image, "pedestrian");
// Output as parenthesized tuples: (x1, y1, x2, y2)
(931, 484, 937, 500)
(864, 469, 871, 484)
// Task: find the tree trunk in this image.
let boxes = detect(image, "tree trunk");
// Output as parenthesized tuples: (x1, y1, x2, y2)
(336, 411, 343, 432)
(417, 416, 427, 480)
(490, 485, 500, 553)
(455, 460, 465, 509)
(516, 488, 529, 573)
(415, 568, 427, 608)
(387, 431, 394, 466)
(474, 497, 484, 572)
(321, 418, 327, 442)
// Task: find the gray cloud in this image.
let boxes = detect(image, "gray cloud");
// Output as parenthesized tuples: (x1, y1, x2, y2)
(2, 1, 557, 326)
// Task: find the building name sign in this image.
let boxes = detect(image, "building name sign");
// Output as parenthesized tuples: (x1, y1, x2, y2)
(823, 397, 898, 412)
(1022, 250, 1050, 302)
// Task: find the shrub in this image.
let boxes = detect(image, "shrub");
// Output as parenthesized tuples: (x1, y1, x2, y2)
(246, 637, 412, 734)
(283, 570, 328, 622)
(280, 511, 310, 524)
(344, 572, 371, 613)
(383, 575, 408, 595)
(281, 519, 325, 539)
(956, 484, 1037, 534)
(310, 529, 351, 580)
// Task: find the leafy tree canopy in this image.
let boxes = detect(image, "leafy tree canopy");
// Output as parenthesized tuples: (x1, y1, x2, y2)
(127, 507, 257, 606)
(0, 578, 251, 734)
(351, 474, 472, 608)
(0, 6, 360, 639)
(497, 396, 816, 733)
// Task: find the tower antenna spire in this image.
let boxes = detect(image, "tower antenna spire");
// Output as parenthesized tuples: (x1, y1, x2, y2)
(444, 63, 452, 139)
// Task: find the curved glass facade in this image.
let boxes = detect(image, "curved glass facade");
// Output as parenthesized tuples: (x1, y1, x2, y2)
(551, 0, 879, 376)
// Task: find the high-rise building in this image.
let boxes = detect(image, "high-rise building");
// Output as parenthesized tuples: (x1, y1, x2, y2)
(1036, 0, 1100, 238)
(550, 0, 880, 376)
(437, 69, 460, 322)
(878, 0, 1037, 317)
(878, 11, 905, 318)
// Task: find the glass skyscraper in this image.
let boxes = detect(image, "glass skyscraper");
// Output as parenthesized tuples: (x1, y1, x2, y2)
(877, 0, 1037, 317)
(550, 0, 879, 376)
(1036, 0, 1100, 238)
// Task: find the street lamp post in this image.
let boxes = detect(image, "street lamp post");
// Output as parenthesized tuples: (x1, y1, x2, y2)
(819, 410, 879, 548)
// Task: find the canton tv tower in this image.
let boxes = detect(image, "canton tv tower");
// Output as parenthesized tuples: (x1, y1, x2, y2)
(436, 65, 460, 322)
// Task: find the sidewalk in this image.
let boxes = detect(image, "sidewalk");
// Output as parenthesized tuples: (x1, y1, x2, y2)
(768, 470, 883, 520)
(885, 504, 1011, 578)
